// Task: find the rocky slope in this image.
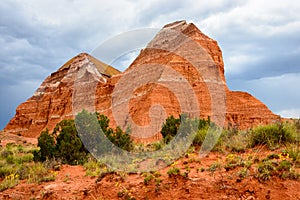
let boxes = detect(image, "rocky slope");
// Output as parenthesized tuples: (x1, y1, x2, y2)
(4, 53, 120, 137)
(4, 20, 279, 140)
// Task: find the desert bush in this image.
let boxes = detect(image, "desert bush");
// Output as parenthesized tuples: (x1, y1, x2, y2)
(143, 174, 154, 185)
(223, 130, 249, 153)
(192, 128, 207, 146)
(167, 167, 180, 177)
(106, 126, 133, 152)
(208, 162, 221, 172)
(0, 149, 13, 158)
(96, 112, 133, 151)
(161, 115, 180, 143)
(192, 126, 225, 152)
(224, 154, 243, 171)
(0, 144, 56, 191)
(83, 156, 107, 177)
(27, 162, 56, 183)
(34, 119, 88, 165)
(0, 165, 15, 179)
(34, 111, 133, 165)
(161, 114, 214, 146)
(238, 167, 249, 179)
(0, 174, 19, 192)
(33, 129, 56, 162)
(55, 120, 88, 165)
(256, 160, 276, 181)
(256, 154, 300, 181)
(286, 144, 300, 167)
(76, 110, 134, 152)
(248, 122, 295, 149)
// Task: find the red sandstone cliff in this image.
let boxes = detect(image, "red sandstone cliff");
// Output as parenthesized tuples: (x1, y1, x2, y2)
(4, 20, 279, 139)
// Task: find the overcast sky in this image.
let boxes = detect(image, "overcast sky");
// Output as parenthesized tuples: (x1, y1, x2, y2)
(0, 0, 299, 129)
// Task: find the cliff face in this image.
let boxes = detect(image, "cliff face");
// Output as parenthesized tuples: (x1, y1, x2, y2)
(4, 53, 120, 137)
(4, 21, 279, 139)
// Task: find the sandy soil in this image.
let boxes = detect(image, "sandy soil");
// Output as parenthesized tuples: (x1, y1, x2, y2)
(0, 136, 300, 200)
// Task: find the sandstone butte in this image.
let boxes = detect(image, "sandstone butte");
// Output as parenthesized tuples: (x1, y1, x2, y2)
(4, 21, 279, 143)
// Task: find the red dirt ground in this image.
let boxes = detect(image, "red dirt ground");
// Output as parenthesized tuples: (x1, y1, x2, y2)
(0, 136, 299, 200)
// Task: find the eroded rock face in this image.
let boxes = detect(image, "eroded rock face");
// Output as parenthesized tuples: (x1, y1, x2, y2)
(4, 53, 120, 137)
(4, 21, 279, 140)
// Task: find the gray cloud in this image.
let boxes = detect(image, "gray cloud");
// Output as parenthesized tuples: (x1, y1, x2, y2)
(0, 0, 299, 129)
(227, 73, 300, 118)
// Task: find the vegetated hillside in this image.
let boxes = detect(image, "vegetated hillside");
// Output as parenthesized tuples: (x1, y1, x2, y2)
(0, 117, 300, 199)
(4, 20, 278, 141)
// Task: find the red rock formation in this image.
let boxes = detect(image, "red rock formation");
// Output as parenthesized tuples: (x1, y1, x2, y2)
(4, 53, 120, 137)
(4, 20, 279, 140)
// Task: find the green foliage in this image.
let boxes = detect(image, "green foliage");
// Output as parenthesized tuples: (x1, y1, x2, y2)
(55, 120, 88, 165)
(249, 122, 295, 149)
(143, 174, 154, 185)
(96, 112, 133, 151)
(196, 128, 224, 152)
(83, 156, 107, 177)
(0, 144, 56, 191)
(161, 115, 180, 143)
(192, 128, 207, 146)
(161, 114, 212, 145)
(207, 162, 221, 172)
(256, 160, 276, 181)
(34, 111, 133, 165)
(106, 126, 133, 152)
(0, 174, 19, 192)
(224, 154, 243, 171)
(224, 130, 248, 153)
(34, 119, 88, 165)
(167, 167, 180, 177)
(96, 112, 110, 132)
(76, 111, 133, 152)
(33, 129, 56, 162)
(295, 118, 300, 134)
(286, 144, 300, 166)
(256, 156, 300, 181)
(238, 167, 249, 179)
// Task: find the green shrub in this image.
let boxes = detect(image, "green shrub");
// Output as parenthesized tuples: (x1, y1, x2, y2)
(106, 126, 133, 152)
(143, 174, 154, 185)
(0, 144, 56, 191)
(0, 149, 13, 158)
(192, 129, 207, 146)
(224, 130, 249, 153)
(196, 128, 224, 152)
(34, 120, 88, 165)
(55, 120, 88, 165)
(14, 154, 33, 165)
(238, 167, 249, 179)
(0, 166, 15, 179)
(208, 162, 221, 172)
(161, 115, 180, 143)
(81, 111, 134, 151)
(249, 122, 295, 149)
(27, 162, 55, 183)
(167, 167, 180, 177)
(277, 160, 292, 171)
(286, 144, 300, 166)
(256, 160, 276, 181)
(83, 157, 106, 177)
(224, 154, 243, 171)
(0, 174, 19, 192)
(161, 114, 212, 145)
(34, 111, 134, 165)
(33, 129, 56, 162)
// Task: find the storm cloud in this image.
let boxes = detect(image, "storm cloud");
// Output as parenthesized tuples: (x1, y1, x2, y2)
(0, 0, 299, 129)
